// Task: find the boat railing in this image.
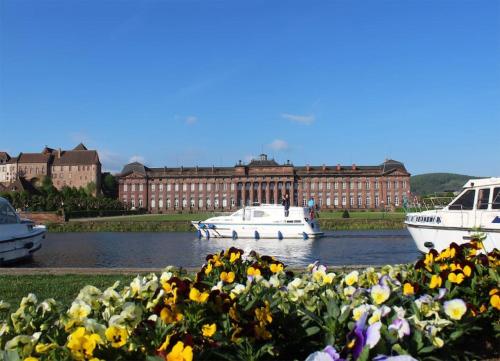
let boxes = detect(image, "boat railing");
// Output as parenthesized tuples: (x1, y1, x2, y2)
(403, 196, 454, 213)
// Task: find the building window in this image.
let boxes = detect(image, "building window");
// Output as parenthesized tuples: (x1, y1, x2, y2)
(124, 184, 128, 192)
(395, 195, 399, 206)
(394, 181, 398, 189)
(231, 198, 235, 207)
(159, 198, 163, 208)
(131, 184, 136, 191)
(151, 184, 156, 191)
(334, 182, 338, 190)
(223, 183, 228, 191)
(357, 181, 362, 190)
(318, 182, 323, 190)
(190, 198, 195, 208)
(387, 195, 391, 205)
(327, 182, 331, 190)
(139, 198, 143, 207)
(342, 181, 346, 190)
(198, 199, 203, 208)
(175, 198, 179, 208)
(175, 183, 179, 191)
(214, 198, 219, 208)
(167, 184, 171, 191)
(159, 184, 163, 191)
(326, 197, 331, 206)
(215, 183, 220, 191)
(386, 181, 391, 189)
(357, 195, 362, 207)
(222, 197, 227, 208)
(190, 183, 195, 191)
(206, 198, 211, 207)
(183, 183, 187, 191)
(139, 184, 143, 191)
(303, 199, 307, 207)
(375, 179, 379, 189)
(167, 199, 171, 208)
(366, 181, 370, 190)
(207, 183, 212, 191)
(199, 183, 203, 191)
(350, 196, 354, 206)
(366, 196, 371, 207)
(231, 183, 235, 191)
(131, 199, 135, 208)
(151, 198, 156, 208)
(375, 195, 379, 207)
(182, 198, 187, 208)
(342, 196, 347, 206)
(402, 180, 407, 189)
(334, 197, 339, 206)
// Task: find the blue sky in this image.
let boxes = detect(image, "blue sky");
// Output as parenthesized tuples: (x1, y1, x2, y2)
(1, 0, 499, 176)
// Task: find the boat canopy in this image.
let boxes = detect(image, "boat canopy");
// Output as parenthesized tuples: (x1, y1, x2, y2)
(0, 197, 19, 224)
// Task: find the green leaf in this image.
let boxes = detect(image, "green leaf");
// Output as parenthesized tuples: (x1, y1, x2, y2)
(449, 329, 464, 341)
(305, 326, 321, 336)
(392, 343, 409, 355)
(146, 357, 165, 361)
(356, 346, 371, 361)
(418, 345, 435, 354)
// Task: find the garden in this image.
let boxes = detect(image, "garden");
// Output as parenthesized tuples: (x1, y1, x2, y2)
(0, 238, 498, 361)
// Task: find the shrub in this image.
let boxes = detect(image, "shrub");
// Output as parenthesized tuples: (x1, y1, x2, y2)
(342, 210, 350, 218)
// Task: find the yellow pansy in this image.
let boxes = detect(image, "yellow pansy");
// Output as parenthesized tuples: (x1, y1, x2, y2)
(255, 301, 273, 326)
(490, 294, 500, 311)
(210, 254, 223, 267)
(269, 263, 284, 273)
(220, 271, 235, 283)
(247, 266, 261, 277)
(105, 325, 128, 348)
(24, 358, 38, 361)
(254, 324, 272, 340)
(403, 283, 415, 296)
(160, 306, 184, 323)
(67, 327, 102, 360)
(204, 262, 213, 275)
(158, 335, 171, 352)
(344, 271, 359, 286)
(462, 265, 472, 277)
(166, 341, 193, 361)
(429, 274, 442, 289)
(448, 272, 465, 284)
(229, 252, 241, 263)
(371, 285, 390, 305)
(189, 287, 209, 303)
(35, 343, 56, 354)
(322, 273, 334, 285)
(202, 323, 216, 337)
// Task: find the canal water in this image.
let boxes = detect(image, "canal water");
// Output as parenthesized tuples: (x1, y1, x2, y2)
(17, 230, 420, 268)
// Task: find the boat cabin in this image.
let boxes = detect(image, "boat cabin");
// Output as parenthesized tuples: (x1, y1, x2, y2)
(447, 178, 500, 211)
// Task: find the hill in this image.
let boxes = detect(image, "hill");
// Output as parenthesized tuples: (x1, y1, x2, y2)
(410, 173, 481, 196)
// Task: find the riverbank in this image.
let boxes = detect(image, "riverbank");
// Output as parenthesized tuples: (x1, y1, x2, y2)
(47, 212, 405, 232)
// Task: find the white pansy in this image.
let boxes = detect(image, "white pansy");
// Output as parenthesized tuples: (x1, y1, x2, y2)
(443, 299, 467, 320)
(344, 271, 359, 286)
(343, 286, 356, 297)
(371, 284, 391, 305)
(68, 300, 91, 320)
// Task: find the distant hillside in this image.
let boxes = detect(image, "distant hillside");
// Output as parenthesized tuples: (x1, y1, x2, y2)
(410, 173, 482, 196)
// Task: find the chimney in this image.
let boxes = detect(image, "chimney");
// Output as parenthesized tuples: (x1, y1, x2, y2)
(195, 165, 199, 173)
(306, 164, 310, 172)
(58, 148, 61, 158)
(180, 166, 183, 173)
(352, 164, 356, 170)
(212, 165, 215, 173)
(322, 164, 326, 171)
(336, 164, 341, 171)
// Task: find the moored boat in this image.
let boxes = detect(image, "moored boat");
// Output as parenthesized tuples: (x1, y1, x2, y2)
(192, 204, 323, 239)
(0, 197, 46, 264)
(405, 178, 500, 252)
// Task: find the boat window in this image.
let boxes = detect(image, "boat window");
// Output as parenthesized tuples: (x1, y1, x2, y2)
(253, 210, 269, 218)
(477, 188, 490, 210)
(449, 189, 475, 210)
(231, 210, 243, 217)
(493, 187, 500, 209)
(0, 200, 19, 224)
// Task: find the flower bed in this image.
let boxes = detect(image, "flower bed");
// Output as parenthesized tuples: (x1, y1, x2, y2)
(1, 239, 498, 361)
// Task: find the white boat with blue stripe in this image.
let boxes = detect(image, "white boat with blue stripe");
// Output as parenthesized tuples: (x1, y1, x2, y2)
(0, 197, 46, 264)
(192, 204, 323, 239)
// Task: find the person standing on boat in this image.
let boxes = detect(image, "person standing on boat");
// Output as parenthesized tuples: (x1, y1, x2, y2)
(282, 192, 290, 217)
(308, 197, 315, 220)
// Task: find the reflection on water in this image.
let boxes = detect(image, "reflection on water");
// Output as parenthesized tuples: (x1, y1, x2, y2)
(19, 230, 419, 268)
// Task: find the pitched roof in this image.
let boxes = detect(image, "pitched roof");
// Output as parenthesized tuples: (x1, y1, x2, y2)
(73, 143, 88, 151)
(4, 177, 39, 194)
(121, 162, 149, 176)
(17, 153, 51, 164)
(0, 152, 10, 163)
(52, 150, 100, 165)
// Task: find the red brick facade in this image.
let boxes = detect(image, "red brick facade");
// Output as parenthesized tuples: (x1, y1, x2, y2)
(118, 155, 411, 213)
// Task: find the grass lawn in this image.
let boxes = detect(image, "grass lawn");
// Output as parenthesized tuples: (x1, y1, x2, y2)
(0, 275, 135, 311)
(70, 211, 405, 222)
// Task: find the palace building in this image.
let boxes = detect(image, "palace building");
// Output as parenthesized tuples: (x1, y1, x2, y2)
(118, 155, 411, 212)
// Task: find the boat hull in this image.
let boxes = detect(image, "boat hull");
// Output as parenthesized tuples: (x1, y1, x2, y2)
(191, 221, 323, 239)
(406, 223, 499, 253)
(0, 225, 46, 264)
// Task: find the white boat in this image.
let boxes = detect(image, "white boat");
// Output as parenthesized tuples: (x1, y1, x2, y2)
(192, 204, 323, 239)
(0, 197, 46, 264)
(405, 178, 500, 253)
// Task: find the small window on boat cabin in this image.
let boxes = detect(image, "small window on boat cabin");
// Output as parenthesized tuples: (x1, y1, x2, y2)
(477, 188, 490, 210)
(449, 189, 475, 210)
(0, 200, 19, 224)
(492, 187, 500, 209)
(253, 210, 268, 218)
